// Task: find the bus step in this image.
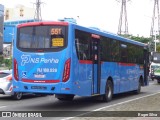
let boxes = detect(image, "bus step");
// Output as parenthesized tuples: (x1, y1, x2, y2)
(91, 94, 100, 96)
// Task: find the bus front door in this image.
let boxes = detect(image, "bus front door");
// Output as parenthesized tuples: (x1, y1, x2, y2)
(144, 49, 149, 86)
(92, 38, 101, 95)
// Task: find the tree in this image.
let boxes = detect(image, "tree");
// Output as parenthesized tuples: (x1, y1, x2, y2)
(119, 34, 151, 44)
(130, 35, 151, 43)
(0, 55, 4, 66)
(4, 58, 12, 70)
(156, 44, 160, 52)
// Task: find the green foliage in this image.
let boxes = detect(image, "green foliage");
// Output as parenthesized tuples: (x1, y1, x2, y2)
(119, 34, 151, 44)
(4, 58, 12, 70)
(0, 56, 12, 69)
(156, 44, 160, 52)
(119, 34, 131, 38)
(0, 55, 4, 65)
(130, 36, 151, 43)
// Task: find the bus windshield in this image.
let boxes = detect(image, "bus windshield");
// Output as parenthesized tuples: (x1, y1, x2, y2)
(151, 64, 160, 72)
(17, 26, 67, 51)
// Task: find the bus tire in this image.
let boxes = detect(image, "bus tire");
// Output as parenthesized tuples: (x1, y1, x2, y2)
(102, 80, 113, 102)
(12, 92, 22, 100)
(134, 79, 142, 94)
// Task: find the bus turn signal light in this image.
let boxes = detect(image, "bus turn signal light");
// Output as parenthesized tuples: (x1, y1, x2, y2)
(62, 58, 71, 82)
(14, 59, 19, 81)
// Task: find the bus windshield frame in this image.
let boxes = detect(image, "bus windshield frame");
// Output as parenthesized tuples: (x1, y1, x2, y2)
(17, 25, 68, 52)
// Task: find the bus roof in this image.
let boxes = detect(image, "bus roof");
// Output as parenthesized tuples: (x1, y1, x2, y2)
(73, 23, 147, 47)
(17, 21, 68, 28)
(17, 21, 147, 47)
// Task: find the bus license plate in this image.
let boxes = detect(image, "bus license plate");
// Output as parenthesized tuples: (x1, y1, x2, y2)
(31, 86, 47, 90)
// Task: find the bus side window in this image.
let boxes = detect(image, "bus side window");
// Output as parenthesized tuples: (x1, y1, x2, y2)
(110, 40, 120, 62)
(75, 38, 88, 60)
(121, 43, 128, 63)
(75, 29, 91, 60)
(100, 37, 111, 61)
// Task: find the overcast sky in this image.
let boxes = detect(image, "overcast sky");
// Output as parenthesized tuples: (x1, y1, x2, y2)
(0, 0, 157, 37)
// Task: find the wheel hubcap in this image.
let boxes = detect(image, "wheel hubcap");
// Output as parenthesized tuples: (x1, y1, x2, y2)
(107, 86, 112, 98)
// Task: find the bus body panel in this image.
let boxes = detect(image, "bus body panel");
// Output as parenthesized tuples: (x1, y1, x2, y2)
(72, 24, 147, 96)
(13, 23, 74, 95)
(71, 24, 92, 96)
(13, 50, 75, 94)
(72, 63, 92, 96)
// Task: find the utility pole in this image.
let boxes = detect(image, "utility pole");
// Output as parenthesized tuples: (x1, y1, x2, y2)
(150, 0, 160, 52)
(34, 0, 43, 21)
(117, 0, 130, 36)
(150, 0, 160, 37)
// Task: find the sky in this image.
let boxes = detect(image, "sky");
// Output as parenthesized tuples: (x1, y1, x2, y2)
(0, 0, 156, 37)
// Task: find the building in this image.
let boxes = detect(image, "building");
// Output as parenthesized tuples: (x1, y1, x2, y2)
(2, 4, 35, 57)
(0, 4, 4, 55)
(3, 44, 11, 58)
(5, 5, 35, 20)
(3, 19, 37, 58)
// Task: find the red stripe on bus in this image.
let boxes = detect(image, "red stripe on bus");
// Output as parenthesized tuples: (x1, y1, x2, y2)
(22, 79, 60, 83)
(18, 21, 68, 28)
(79, 60, 103, 64)
(118, 63, 136, 66)
(79, 60, 93, 64)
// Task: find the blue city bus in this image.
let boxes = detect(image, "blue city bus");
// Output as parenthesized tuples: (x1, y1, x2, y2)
(13, 21, 149, 101)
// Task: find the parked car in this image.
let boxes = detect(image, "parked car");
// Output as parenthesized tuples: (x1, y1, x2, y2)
(0, 70, 22, 100)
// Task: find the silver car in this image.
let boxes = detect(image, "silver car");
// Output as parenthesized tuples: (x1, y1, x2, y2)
(0, 70, 22, 100)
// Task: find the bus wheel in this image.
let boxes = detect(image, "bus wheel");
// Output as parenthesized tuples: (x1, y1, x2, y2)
(102, 80, 113, 102)
(12, 92, 22, 100)
(135, 79, 141, 94)
(55, 94, 74, 101)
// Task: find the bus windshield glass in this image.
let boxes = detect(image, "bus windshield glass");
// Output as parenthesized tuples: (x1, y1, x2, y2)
(151, 65, 160, 71)
(17, 26, 67, 51)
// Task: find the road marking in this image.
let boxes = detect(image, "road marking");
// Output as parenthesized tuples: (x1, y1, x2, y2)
(61, 91, 160, 120)
(0, 106, 7, 109)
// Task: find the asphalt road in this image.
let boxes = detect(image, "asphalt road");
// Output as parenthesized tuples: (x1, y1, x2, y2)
(0, 80, 160, 120)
